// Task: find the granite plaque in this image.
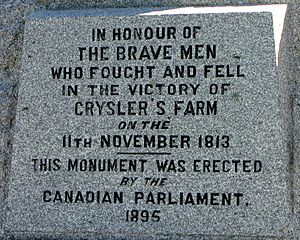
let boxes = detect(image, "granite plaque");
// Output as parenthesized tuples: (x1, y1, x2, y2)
(7, 7, 291, 237)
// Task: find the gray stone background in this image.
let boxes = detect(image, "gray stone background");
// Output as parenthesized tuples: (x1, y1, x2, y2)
(0, 0, 299, 239)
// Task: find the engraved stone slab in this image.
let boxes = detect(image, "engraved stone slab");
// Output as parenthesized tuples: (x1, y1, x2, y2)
(7, 6, 291, 238)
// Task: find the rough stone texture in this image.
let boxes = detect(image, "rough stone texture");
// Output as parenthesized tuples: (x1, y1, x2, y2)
(288, 4, 300, 239)
(0, 1, 299, 240)
(6, 6, 290, 237)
